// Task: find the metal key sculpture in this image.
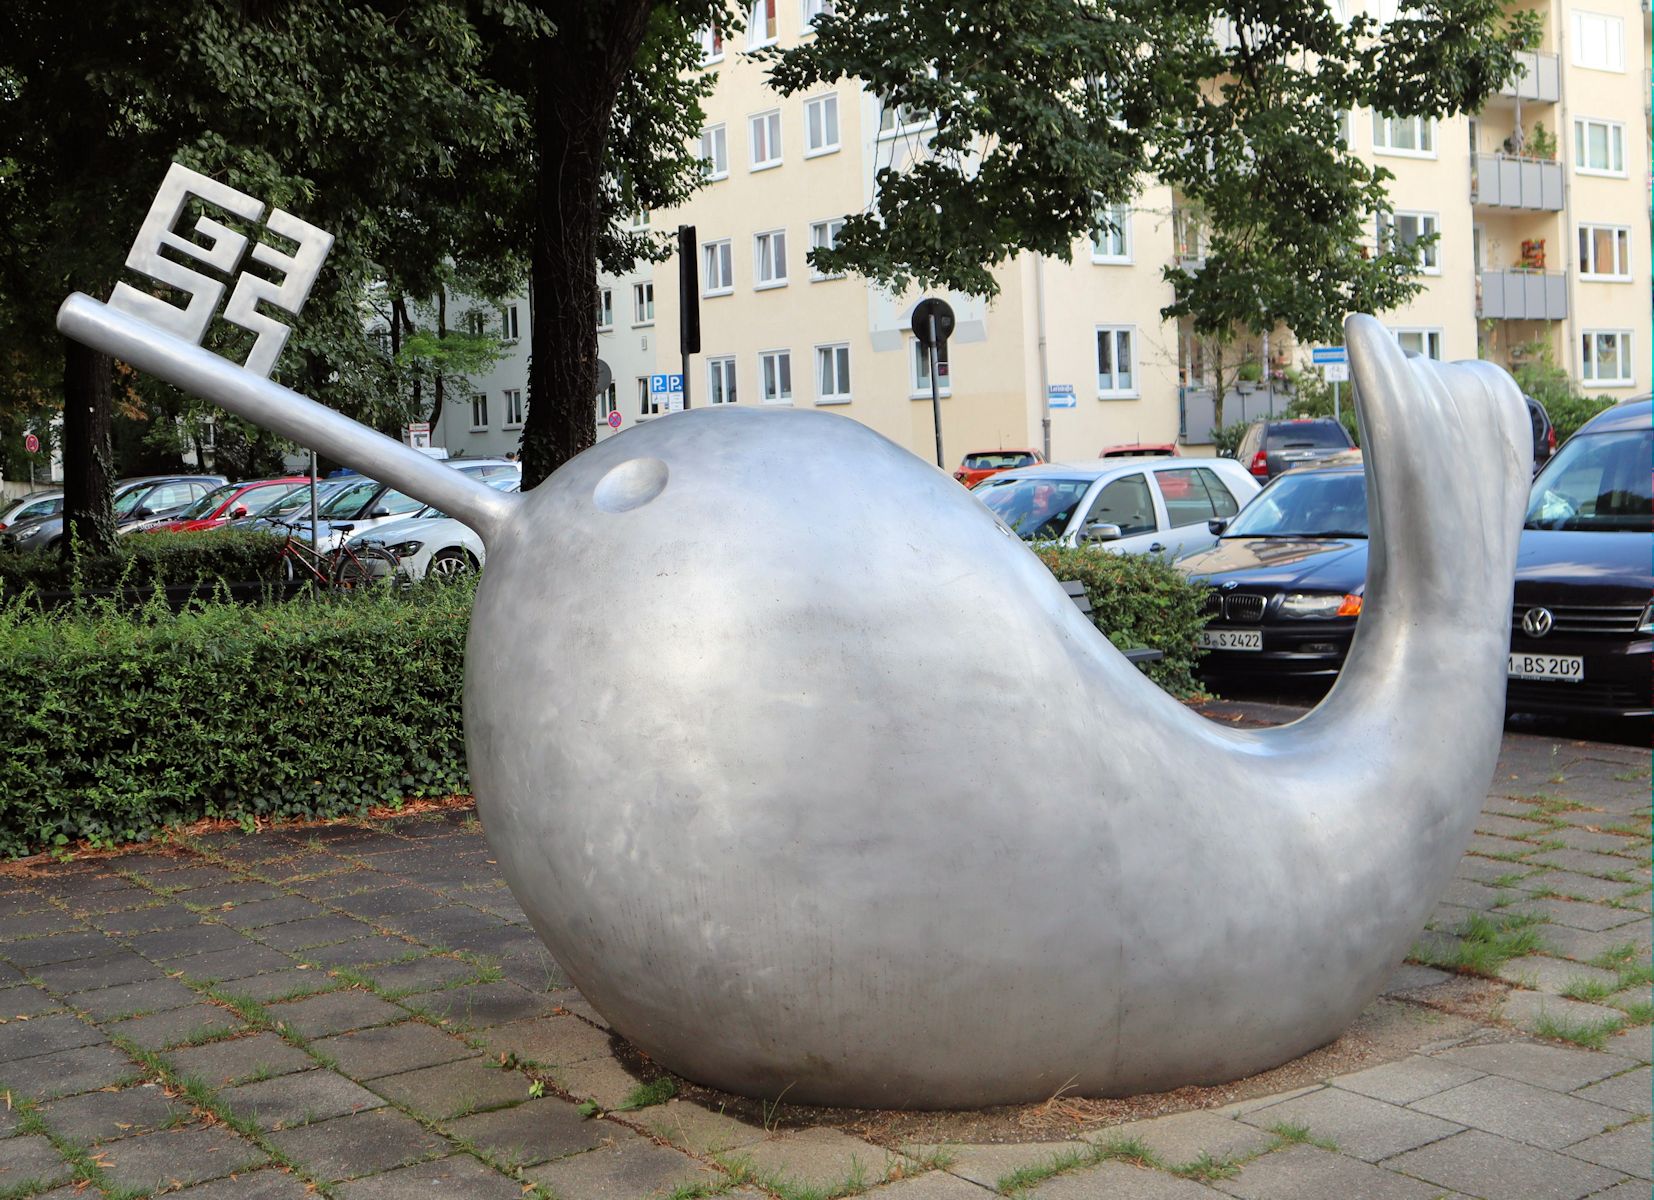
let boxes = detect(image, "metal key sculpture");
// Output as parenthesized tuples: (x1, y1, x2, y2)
(59, 164, 1531, 1109)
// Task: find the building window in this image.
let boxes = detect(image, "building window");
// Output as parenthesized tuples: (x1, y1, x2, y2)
(910, 338, 950, 396)
(877, 98, 929, 137)
(596, 288, 614, 330)
(630, 209, 650, 230)
(759, 350, 792, 403)
(503, 389, 525, 429)
(1095, 326, 1135, 396)
(596, 382, 617, 424)
(1394, 328, 1443, 360)
(707, 356, 738, 404)
(1372, 113, 1435, 157)
(1574, 118, 1625, 175)
(801, 0, 834, 26)
(632, 281, 654, 325)
(470, 393, 489, 430)
(749, 109, 782, 170)
(809, 219, 845, 279)
(1378, 211, 1439, 273)
(804, 94, 840, 156)
(815, 343, 851, 403)
(753, 229, 788, 289)
(1578, 225, 1631, 279)
(462, 309, 488, 337)
(500, 304, 520, 341)
(700, 125, 728, 180)
(1090, 204, 1131, 263)
(638, 377, 659, 417)
(1582, 331, 1633, 385)
(702, 240, 734, 295)
(747, 0, 777, 48)
(696, 24, 723, 64)
(1571, 11, 1624, 71)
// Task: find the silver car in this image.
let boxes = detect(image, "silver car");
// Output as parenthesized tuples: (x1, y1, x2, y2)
(972, 457, 1261, 558)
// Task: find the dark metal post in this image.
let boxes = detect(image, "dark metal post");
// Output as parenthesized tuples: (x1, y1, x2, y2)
(928, 312, 944, 469)
(308, 450, 319, 548)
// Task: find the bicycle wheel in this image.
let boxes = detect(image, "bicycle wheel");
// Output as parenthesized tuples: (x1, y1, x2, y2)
(331, 545, 399, 592)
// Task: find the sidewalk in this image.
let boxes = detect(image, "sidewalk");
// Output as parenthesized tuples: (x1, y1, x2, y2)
(0, 719, 1647, 1199)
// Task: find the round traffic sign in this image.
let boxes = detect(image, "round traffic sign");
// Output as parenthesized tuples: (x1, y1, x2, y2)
(23, 434, 39, 454)
(911, 298, 956, 346)
(607, 410, 622, 430)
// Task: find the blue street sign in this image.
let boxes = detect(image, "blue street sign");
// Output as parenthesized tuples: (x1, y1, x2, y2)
(667, 374, 683, 394)
(1311, 346, 1347, 365)
(650, 373, 685, 395)
(1048, 384, 1076, 409)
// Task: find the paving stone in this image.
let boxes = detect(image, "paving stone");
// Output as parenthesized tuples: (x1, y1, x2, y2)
(1603, 1027, 1652, 1063)
(1526, 849, 1643, 878)
(472, 1015, 614, 1067)
(867, 1171, 998, 1197)
(0, 1132, 73, 1189)
(445, 1095, 608, 1167)
(1381, 964, 1452, 995)
(0, 1043, 139, 1101)
(1469, 833, 1542, 860)
(1210, 1144, 1440, 1199)
(553, 994, 611, 1030)
(337, 1151, 525, 1199)
(39, 1083, 187, 1144)
(1522, 872, 1637, 904)
(266, 989, 403, 1038)
(0, 1012, 104, 1061)
(367, 1056, 530, 1120)
(173, 943, 297, 982)
(1440, 878, 1508, 911)
(1032, 1159, 1223, 1198)
(1564, 1122, 1651, 1178)
(1497, 956, 1623, 994)
(551, 1053, 647, 1109)
(524, 1135, 715, 1200)
(0, 931, 118, 969)
(354, 954, 478, 994)
(309, 1021, 473, 1080)
(1477, 814, 1550, 839)
(1411, 1073, 1627, 1150)
(218, 1068, 387, 1131)
(331, 887, 446, 920)
(1579, 1180, 1654, 1200)
(125, 922, 250, 960)
(170, 1166, 316, 1198)
(267, 1107, 447, 1182)
(638, 1099, 768, 1154)
(0, 984, 64, 1018)
(0, 912, 87, 943)
(1383, 1128, 1622, 1200)
(1542, 924, 1652, 965)
(165, 1031, 315, 1087)
(216, 967, 339, 1004)
(1104, 1110, 1276, 1166)
(1240, 1086, 1462, 1162)
(1436, 1040, 1635, 1091)
(1550, 828, 1649, 856)
(403, 981, 553, 1030)
(736, 1126, 906, 1190)
(1500, 990, 1630, 1035)
(1574, 1066, 1653, 1115)
(87, 904, 199, 936)
(299, 936, 421, 969)
(254, 915, 378, 951)
(96, 1123, 267, 1193)
(140, 866, 235, 892)
(69, 974, 202, 1019)
(178, 881, 282, 909)
(217, 897, 330, 930)
(32, 950, 166, 994)
(1506, 898, 1644, 932)
(107, 1002, 242, 1050)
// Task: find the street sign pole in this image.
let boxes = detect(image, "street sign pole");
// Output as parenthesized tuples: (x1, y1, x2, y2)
(928, 312, 944, 469)
(1333, 380, 1340, 423)
(309, 450, 319, 550)
(911, 297, 955, 471)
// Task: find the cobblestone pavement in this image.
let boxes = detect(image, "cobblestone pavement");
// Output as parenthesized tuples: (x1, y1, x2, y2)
(0, 723, 1647, 1199)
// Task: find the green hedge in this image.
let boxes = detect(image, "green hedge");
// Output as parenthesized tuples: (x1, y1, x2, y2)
(0, 529, 289, 594)
(1034, 544, 1209, 697)
(0, 582, 470, 857)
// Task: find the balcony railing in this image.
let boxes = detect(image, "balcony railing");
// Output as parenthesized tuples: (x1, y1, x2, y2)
(1497, 51, 1560, 104)
(1470, 154, 1564, 210)
(1477, 270, 1568, 321)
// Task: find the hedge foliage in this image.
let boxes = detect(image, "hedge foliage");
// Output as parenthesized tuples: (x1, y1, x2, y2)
(1034, 544, 1209, 697)
(0, 582, 470, 857)
(0, 529, 289, 594)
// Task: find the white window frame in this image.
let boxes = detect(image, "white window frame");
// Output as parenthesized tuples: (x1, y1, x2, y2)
(749, 109, 782, 171)
(753, 229, 788, 290)
(909, 338, 951, 398)
(700, 124, 728, 180)
(1573, 118, 1626, 176)
(747, 0, 777, 48)
(1379, 210, 1440, 274)
(469, 393, 489, 431)
(638, 377, 659, 417)
(815, 342, 851, 404)
(695, 24, 724, 65)
(1581, 330, 1634, 386)
(1090, 204, 1132, 264)
(707, 356, 738, 405)
(702, 239, 734, 296)
(877, 97, 931, 139)
(1571, 10, 1624, 72)
(629, 209, 650, 231)
(632, 281, 654, 326)
(596, 287, 614, 331)
(803, 94, 840, 157)
(800, 0, 834, 29)
(809, 218, 845, 280)
(502, 388, 525, 430)
(759, 350, 793, 404)
(1095, 325, 1136, 398)
(1393, 328, 1443, 360)
(500, 303, 520, 341)
(1578, 224, 1632, 281)
(1371, 112, 1436, 158)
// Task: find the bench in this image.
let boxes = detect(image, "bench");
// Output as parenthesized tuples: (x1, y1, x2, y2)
(1060, 579, 1166, 667)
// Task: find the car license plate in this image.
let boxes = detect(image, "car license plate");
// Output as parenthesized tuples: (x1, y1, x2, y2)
(1507, 653, 1583, 682)
(1199, 629, 1262, 651)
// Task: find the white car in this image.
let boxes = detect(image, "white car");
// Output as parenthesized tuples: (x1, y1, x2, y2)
(971, 457, 1261, 559)
(0, 490, 64, 533)
(347, 480, 518, 582)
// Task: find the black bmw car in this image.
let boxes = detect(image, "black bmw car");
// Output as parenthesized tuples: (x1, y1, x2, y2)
(1175, 464, 1368, 680)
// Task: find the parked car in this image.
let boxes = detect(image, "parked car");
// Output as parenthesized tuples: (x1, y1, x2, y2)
(346, 481, 520, 583)
(136, 477, 311, 533)
(972, 458, 1260, 558)
(0, 490, 63, 533)
(1233, 417, 1355, 480)
(1099, 442, 1180, 459)
(281, 457, 520, 552)
(1175, 463, 1368, 680)
(4, 475, 224, 552)
(1525, 394, 1556, 473)
(1507, 394, 1652, 719)
(953, 449, 1045, 488)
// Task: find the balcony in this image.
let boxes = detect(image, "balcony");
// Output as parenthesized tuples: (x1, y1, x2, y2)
(1477, 270, 1568, 321)
(1470, 154, 1564, 210)
(1495, 51, 1560, 104)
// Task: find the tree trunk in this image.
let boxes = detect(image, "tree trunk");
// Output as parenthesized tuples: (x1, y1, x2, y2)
(427, 290, 447, 431)
(60, 338, 117, 557)
(1211, 341, 1226, 433)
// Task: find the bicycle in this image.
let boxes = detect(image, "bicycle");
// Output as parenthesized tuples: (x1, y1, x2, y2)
(271, 518, 400, 593)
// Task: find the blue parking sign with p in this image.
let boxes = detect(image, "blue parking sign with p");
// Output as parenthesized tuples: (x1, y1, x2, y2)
(650, 373, 684, 395)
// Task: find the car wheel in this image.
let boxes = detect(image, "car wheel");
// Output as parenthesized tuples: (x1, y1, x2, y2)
(429, 548, 477, 580)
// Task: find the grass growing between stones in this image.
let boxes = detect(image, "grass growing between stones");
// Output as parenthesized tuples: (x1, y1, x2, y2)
(1531, 1011, 1625, 1051)
(1409, 912, 1547, 978)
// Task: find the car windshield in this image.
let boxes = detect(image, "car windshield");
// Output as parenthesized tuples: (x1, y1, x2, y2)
(1525, 429, 1652, 532)
(176, 483, 236, 520)
(245, 484, 305, 515)
(260, 482, 346, 519)
(1223, 471, 1367, 538)
(113, 484, 158, 516)
(1270, 422, 1350, 450)
(318, 479, 382, 518)
(964, 452, 1033, 470)
(974, 477, 1093, 540)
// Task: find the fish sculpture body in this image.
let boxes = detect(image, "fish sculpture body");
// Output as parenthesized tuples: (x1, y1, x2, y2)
(59, 270, 1529, 1109)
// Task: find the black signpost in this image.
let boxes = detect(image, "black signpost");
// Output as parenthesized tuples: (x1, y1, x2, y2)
(678, 225, 700, 410)
(911, 297, 955, 468)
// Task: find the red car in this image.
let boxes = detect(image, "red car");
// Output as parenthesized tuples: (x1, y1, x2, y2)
(140, 477, 311, 533)
(1099, 442, 1181, 458)
(954, 449, 1045, 488)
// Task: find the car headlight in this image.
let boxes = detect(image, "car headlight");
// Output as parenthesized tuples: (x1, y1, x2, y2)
(1639, 601, 1654, 634)
(1279, 592, 1363, 618)
(389, 541, 424, 558)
